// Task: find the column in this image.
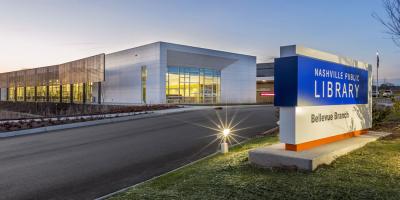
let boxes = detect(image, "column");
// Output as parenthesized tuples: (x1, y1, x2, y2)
(70, 84, 73, 104)
(34, 86, 37, 102)
(24, 87, 27, 102)
(98, 82, 102, 104)
(46, 85, 49, 102)
(82, 83, 86, 104)
(59, 85, 63, 103)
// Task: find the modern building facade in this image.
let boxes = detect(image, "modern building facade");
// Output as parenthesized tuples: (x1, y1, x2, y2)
(256, 62, 274, 104)
(0, 54, 105, 104)
(0, 42, 256, 104)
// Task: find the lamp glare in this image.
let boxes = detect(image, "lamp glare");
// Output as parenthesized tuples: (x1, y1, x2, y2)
(223, 129, 231, 137)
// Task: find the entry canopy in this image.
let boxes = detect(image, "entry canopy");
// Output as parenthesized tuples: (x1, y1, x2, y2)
(167, 50, 238, 70)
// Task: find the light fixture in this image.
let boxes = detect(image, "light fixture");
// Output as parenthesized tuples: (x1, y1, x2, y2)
(221, 128, 231, 153)
(223, 128, 231, 137)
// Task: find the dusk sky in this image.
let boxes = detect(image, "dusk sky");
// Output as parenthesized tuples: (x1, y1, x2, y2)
(0, 0, 399, 84)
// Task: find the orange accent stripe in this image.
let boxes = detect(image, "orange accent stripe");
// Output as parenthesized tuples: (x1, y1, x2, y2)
(285, 129, 368, 152)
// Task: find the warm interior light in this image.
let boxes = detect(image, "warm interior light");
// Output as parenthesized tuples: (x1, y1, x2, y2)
(223, 128, 231, 137)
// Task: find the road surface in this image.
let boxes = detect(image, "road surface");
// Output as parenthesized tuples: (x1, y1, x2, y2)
(0, 105, 277, 200)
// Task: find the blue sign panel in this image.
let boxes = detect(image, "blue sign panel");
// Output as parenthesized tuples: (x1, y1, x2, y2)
(274, 56, 369, 106)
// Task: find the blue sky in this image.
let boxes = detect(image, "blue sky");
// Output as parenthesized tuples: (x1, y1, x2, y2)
(0, 0, 399, 84)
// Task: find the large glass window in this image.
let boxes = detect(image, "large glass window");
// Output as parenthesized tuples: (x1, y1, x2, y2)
(141, 66, 147, 103)
(36, 86, 47, 102)
(62, 84, 71, 103)
(16, 87, 24, 101)
(166, 66, 220, 104)
(49, 79, 60, 102)
(8, 87, 15, 101)
(26, 87, 35, 102)
(49, 85, 61, 102)
(86, 82, 93, 103)
(72, 83, 84, 103)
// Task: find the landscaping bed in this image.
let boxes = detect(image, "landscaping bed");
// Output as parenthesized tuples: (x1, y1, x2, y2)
(0, 111, 153, 132)
(0, 102, 180, 132)
(0, 101, 179, 119)
(374, 100, 400, 139)
(0, 117, 97, 132)
(0, 110, 41, 120)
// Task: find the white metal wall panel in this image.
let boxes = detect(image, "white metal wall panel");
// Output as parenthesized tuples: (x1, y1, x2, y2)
(102, 43, 161, 104)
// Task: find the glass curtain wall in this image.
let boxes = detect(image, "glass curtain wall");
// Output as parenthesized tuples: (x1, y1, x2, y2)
(48, 67, 60, 102)
(8, 87, 15, 101)
(3, 83, 94, 104)
(26, 87, 35, 102)
(86, 82, 93, 103)
(36, 86, 47, 102)
(72, 83, 84, 103)
(166, 66, 220, 104)
(62, 84, 71, 103)
(49, 85, 60, 102)
(0, 54, 104, 104)
(16, 87, 24, 101)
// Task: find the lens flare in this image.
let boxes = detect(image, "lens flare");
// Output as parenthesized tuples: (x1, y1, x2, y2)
(222, 128, 231, 137)
(164, 105, 257, 156)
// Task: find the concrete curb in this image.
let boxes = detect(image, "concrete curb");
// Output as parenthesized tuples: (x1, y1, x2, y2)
(0, 107, 212, 138)
(94, 126, 278, 200)
(259, 126, 279, 136)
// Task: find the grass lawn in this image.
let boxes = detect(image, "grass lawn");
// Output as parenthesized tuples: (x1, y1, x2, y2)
(110, 129, 400, 200)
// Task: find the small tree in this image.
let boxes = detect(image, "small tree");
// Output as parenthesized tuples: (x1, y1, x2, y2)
(374, 0, 400, 47)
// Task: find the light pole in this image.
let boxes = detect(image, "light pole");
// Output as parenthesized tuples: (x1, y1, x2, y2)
(376, 51, 380, 96)
(221, 128, 230, 153)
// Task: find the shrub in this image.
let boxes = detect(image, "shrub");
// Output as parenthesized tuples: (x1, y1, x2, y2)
(372, 103, 392, 126)
(393, 101, 400, 113)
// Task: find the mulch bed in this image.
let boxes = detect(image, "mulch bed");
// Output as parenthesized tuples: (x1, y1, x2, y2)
(0, 102, 180, 132)
(0, 118, 87, 132)
(0, 102, 179, 119)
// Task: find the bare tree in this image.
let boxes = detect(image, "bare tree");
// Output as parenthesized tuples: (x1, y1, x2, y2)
(374, 0, 400, 47)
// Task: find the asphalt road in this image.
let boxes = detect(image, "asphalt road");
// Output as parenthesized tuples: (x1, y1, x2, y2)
(0, 105, 277, 200)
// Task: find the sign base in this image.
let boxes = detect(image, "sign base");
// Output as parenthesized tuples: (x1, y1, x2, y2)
(249, 131, 390, 171)
(285, 129, 368, 151)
